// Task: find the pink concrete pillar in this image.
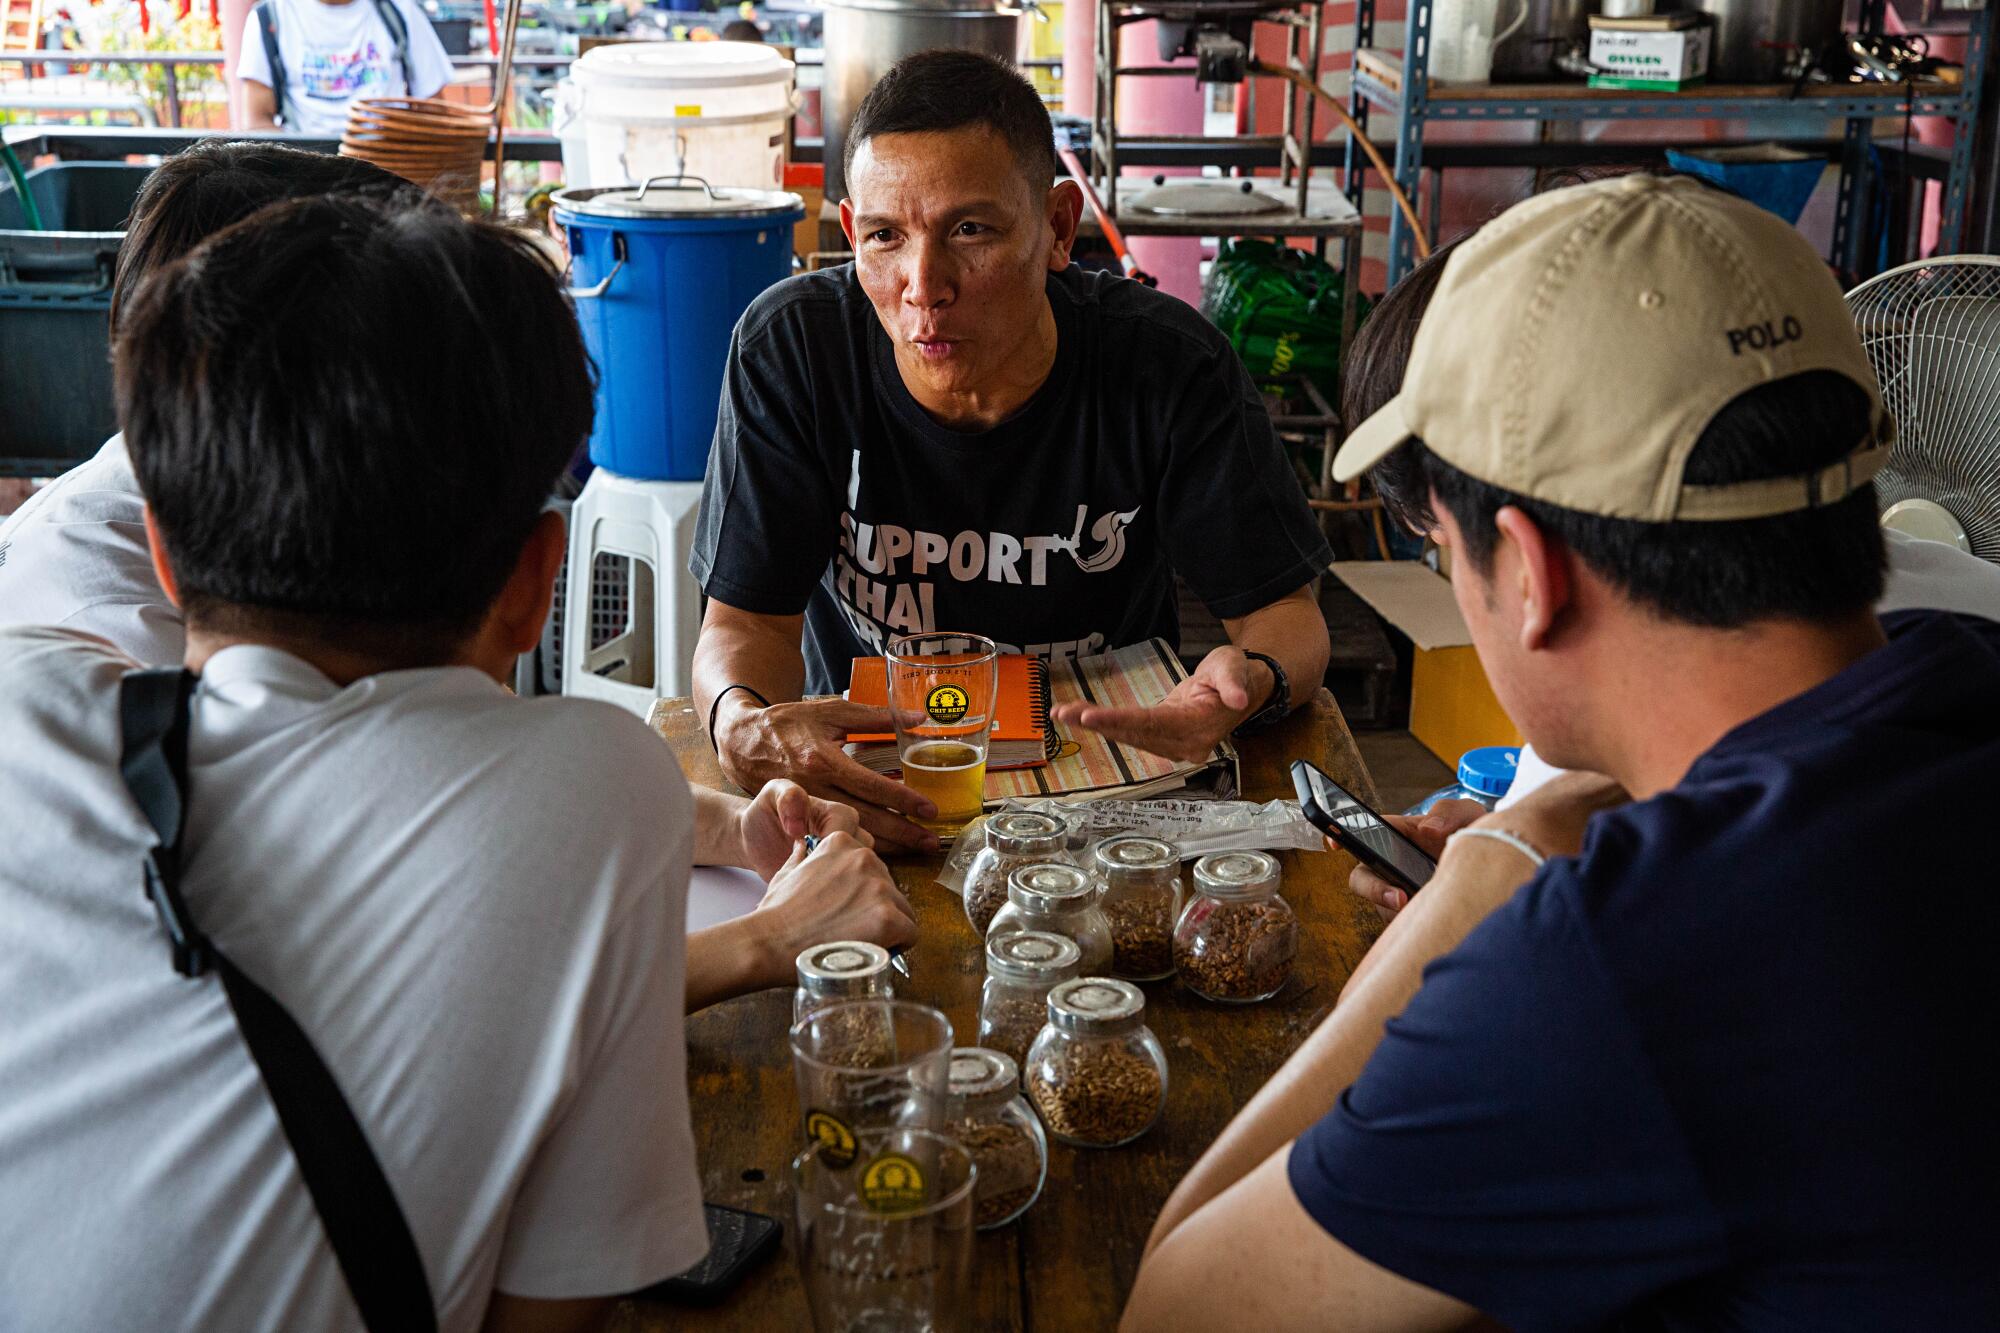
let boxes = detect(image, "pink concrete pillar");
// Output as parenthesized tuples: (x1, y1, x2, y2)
(1064, 0, 1095, 120)
(219, 0, 256, 126)
(1116, 21, 1205, 306)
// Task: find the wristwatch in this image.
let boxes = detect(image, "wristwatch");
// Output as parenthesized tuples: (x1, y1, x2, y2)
(1233, 651, 1291, 734)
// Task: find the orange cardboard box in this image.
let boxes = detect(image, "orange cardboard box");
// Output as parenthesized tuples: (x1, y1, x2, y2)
(1330, 561, 1523, 766)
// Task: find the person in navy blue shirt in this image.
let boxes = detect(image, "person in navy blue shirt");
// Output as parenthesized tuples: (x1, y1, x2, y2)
(1125, 174, 2000, 1330)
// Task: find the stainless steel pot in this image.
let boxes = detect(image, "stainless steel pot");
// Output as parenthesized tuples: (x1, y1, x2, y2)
(1489, 0, 1590, 82)
(822, 0, 1023, 202)
(1694, 0, 1845, 83)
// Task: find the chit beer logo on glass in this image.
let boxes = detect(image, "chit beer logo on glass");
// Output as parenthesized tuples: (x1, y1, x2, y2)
(925, 684, 970, 725)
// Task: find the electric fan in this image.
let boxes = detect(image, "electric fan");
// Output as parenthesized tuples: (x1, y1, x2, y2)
(1845, 256, 2000, 561)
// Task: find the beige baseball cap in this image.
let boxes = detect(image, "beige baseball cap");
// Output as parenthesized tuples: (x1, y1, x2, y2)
(1332, 173, 1893, 521)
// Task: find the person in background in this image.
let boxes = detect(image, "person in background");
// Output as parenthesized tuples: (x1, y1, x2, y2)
(1124, 174, 2000, 1327)
(0, 140, 914, 985)
(237, 0, 453, 137)
(1340, 201, 2000, 920)
(0, 194, 896, 1333)
(0, 142, 408, 665)
(691, 50, 1333, 852)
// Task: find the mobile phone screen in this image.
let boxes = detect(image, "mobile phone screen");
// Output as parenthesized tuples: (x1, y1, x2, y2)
(1295, 764, 1438, 891)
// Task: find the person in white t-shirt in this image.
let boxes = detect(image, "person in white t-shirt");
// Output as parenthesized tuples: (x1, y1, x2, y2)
(1335, 224, 2000, 917)
(0, 194, 908, 1333)
(237, 0, 453, 138)
(0, 142, 408, 664)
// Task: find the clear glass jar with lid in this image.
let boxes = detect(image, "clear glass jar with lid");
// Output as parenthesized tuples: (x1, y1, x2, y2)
(1024, 977, 1168, 1148)
(961, 811, 1079, 936)
(1093, 835, 1182, 981)
(978, 929, 1082, 1070)
(987, 862, 1113, 974)
(942, 1047, 1047, 1229)
(1172, 850, 1298, 1004)
(792, 940, 895, 1027)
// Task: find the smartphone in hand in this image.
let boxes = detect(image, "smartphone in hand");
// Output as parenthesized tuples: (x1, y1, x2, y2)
(1291, 760, 1438, 895)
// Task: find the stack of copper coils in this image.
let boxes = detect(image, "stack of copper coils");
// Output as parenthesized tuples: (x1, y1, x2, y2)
(340, 0, 520, 215)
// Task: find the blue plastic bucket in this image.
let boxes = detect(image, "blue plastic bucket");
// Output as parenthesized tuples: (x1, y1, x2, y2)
(554, 176, 804, 481)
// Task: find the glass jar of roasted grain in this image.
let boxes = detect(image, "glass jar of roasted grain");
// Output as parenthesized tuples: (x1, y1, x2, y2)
(1172, 851, 1297, 1004)
(987, 862, 1113, 974)
(1024, 978, 1167, 1148)
(1093, 835, 1182, 982)
(942, 1047, 1047, 1229)
(978, 930, 1082, 1072)
(961, 812, 1078, 937)
(793, 940, 896, 1027)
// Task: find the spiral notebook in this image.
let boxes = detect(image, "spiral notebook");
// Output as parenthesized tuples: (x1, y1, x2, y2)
(843, 655, 1053, 773)
(845, 640, 1239, 803)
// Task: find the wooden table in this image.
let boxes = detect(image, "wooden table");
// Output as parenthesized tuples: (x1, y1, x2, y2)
(614, 691, 1382, 1332)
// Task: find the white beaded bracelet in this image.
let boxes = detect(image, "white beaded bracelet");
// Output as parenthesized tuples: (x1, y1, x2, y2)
(1447, 827, 1548, 869)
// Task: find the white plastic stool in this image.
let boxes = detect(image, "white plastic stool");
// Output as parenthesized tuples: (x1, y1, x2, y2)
(561, 468, 706, 717)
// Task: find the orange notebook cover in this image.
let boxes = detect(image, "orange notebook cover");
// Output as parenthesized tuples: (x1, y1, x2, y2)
(843, 654, 1052, 772)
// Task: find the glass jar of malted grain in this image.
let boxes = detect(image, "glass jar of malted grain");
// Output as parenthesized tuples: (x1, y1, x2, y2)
(961, 812, 1078, 937)
(978, 930, 1082, 1072)
(793, 940, 896, 1026)
(1173, 851, 1298, 1004)
(1024, 977, 1167, 1148)
(987, 862, 1113, 974)
(942, 1047, 1047, 1229)
(1093, 835, 1182, 982)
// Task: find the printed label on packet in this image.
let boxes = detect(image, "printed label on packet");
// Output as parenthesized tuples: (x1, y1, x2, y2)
(924, 684, 969, 725)
(805, 1109, 859, 1169)
(859, 1152, 929, 1215)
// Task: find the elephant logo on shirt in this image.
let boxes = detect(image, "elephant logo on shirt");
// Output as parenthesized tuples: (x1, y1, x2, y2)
(1059, 504, 1141, 575)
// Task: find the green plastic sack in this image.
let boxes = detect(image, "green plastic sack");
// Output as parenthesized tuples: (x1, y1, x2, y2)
(1202, 238, 1364, 401)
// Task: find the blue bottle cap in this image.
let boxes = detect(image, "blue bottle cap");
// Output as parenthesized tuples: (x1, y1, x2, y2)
(1456, 746, 1521, 799)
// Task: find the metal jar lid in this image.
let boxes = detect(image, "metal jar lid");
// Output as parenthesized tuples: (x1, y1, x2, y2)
(1192, 850, 1281, 899)
(552, 174, 803, 221)
(1006, 862, 1097, 914)
(1094, 835, 1178, 883)
(796, 940, 894, 993)
(948, 1046, 1020, 1110)
(986, 929, 1082, 982)
(986, 811, 1069, 855)
(1046, 977, 1146, 1036)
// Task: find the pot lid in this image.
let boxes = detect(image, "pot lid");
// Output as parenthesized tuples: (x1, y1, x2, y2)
(1127, 180, 1287, 217)
(823, 0, 1018, 13)
(553, 175, 802, 220)
(574, 39, 794, 88)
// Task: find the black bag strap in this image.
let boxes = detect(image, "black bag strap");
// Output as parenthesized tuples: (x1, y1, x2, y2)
(368, 0, 414, 92)
(252, 0, 287, 126)
(118, 668, 437, 1333)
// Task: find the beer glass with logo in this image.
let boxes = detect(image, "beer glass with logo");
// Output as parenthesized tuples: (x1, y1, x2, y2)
(794, 1127, 976, 1333)
(885, 633, 999, 837)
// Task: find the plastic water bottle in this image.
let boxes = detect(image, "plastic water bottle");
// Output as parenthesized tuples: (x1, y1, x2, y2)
(1406, 746, 1521, 817)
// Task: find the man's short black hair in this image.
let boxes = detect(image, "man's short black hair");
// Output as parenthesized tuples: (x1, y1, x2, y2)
(843, 49, 1057, 193)
(115, 194, 593, 660)
(1386, 371, 1886, 629)
(112, 140, 409, 329)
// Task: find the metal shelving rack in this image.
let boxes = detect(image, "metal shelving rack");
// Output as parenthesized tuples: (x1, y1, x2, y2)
(1344, 0, 1992, 286)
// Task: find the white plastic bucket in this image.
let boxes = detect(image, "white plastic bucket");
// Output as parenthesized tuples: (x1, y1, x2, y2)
(554, 41, 796, 191)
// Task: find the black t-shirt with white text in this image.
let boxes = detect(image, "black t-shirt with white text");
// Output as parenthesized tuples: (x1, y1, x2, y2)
(690, 263, 1332, 694)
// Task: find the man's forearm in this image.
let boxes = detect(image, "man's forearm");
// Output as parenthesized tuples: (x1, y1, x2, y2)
(1143, 837, 1531, 1257)
(690, 787, 750, 868)
(1224, 583, 1331, 717)
(685, 915, 782, 1013)
(692, 602, 809, 755)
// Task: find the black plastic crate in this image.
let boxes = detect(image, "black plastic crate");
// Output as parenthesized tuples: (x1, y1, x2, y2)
(1, 163, 150, 477)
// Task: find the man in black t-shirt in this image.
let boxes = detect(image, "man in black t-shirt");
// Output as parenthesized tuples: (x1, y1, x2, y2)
(689, 51, 1333, 850)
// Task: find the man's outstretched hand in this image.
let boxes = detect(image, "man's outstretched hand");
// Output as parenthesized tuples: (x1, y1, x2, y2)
(1050, 645, 1271, 764)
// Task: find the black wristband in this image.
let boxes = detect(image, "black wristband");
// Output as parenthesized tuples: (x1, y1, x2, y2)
(706, 683, 771, 753)
(1233, 651, 1291, 736)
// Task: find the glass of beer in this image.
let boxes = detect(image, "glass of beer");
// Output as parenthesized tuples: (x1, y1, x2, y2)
(885, 632, 999, 837)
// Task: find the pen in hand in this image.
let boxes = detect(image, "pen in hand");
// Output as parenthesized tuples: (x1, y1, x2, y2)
(802, 834, 913, 978)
